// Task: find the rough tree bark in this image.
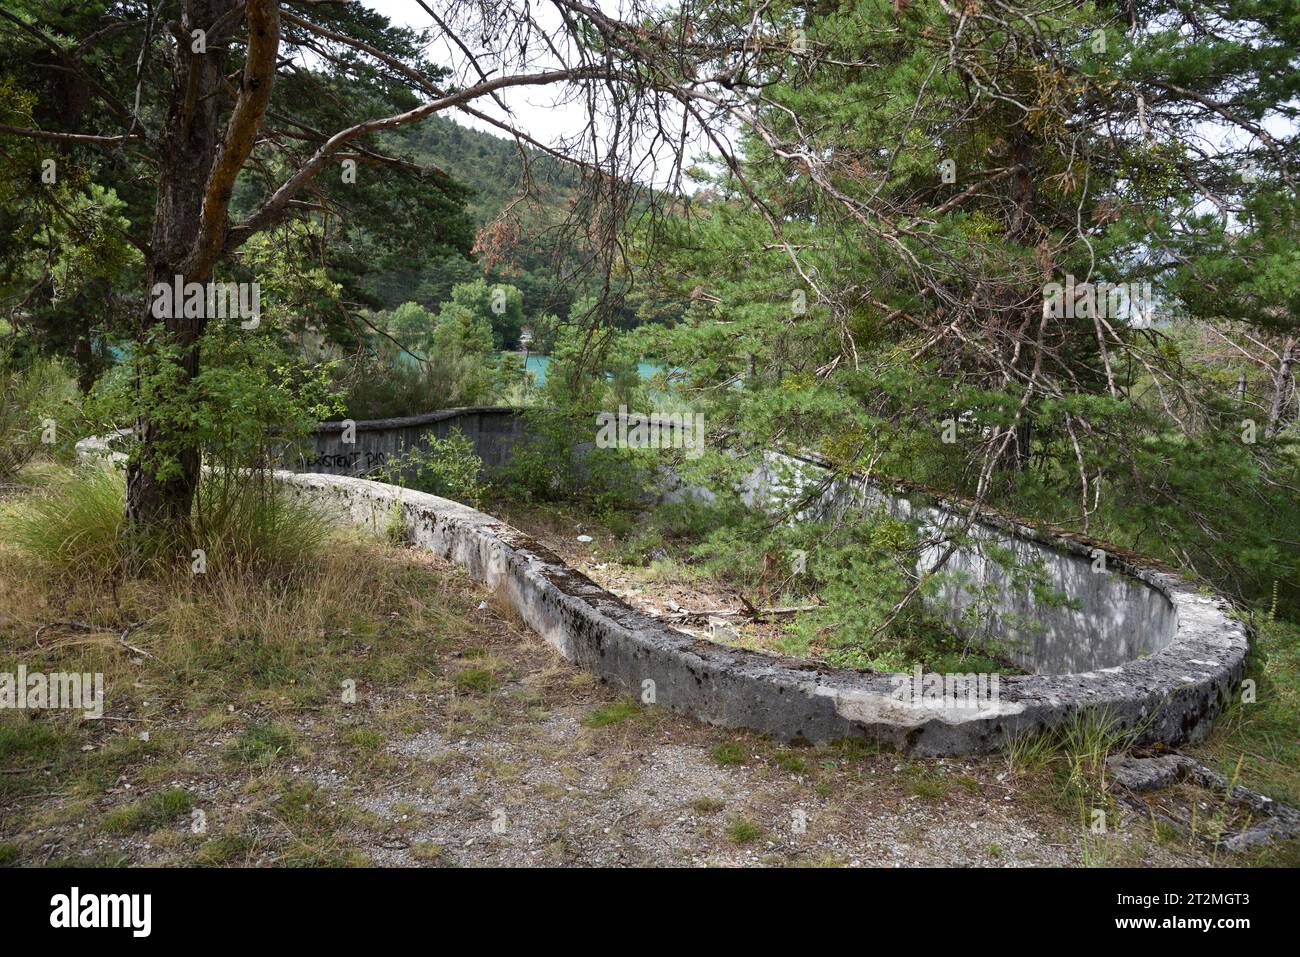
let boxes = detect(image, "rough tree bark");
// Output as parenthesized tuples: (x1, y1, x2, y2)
(125, 0, 280, 530)
(1265, 337, 1296, 440)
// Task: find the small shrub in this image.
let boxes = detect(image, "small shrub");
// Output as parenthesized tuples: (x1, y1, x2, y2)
(0, 350, 79, 479)
(497, 407, 656, 506)
(377, 429, 486, 507)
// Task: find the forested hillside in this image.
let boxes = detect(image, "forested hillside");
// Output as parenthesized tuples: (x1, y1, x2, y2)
(366, 115, 587, 324)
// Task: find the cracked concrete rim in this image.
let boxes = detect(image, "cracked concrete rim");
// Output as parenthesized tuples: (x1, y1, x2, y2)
(75, 428, 1248, 755)
(260, 465, 1247, 756)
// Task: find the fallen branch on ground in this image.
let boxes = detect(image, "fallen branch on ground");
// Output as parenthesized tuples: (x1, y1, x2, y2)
(659, 604, 819, 620)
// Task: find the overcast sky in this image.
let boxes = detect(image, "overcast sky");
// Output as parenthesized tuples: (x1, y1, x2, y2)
(361, 1, 637, 152)
(356, 1, 1288, 205)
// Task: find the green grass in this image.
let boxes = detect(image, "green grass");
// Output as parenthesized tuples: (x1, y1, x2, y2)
(0, 471, 496, 867)
(1007, 707, 1144, 808)
(774, 750, 809, 773)
(192, 835, 254, 866)
(2, 465, 125, 580)
(1188, 615, 1300, 807)
(1, 464, 334, 582)
(724, 818, 764, 845)
(452, 666, 500, 694)
(270, 782, 370, 868)
(102, 788, 194, 834)
(228, 722, 296, 766)
(0, 842, 19, 865)
(711, 742, 746, 766)
(345, 727, 387, 753)
(582, 697, 640, 728)
(411, 842, 443, 863)
(0, 717, 73, 766)
(1152, 818, 1182, 845)
(830, 737, 879, 762)
(906, 768, 949, 800)
(0, 716, 78, 800)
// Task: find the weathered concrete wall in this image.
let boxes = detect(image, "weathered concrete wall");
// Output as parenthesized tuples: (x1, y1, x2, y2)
(76, 422, 1249, 754)
(311, 409, 1188, 677)
(268, 469, 1247, 755)
(289, 407, 528, 480)
(741, 453, 1179, 675)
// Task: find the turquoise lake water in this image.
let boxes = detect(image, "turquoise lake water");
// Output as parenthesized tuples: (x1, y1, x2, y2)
(106, 344, 672, 391)
(509, 354, 671, 388)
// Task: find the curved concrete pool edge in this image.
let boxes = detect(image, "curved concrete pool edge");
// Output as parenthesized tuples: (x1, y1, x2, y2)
(75, 429, 1248, 754)
(268, 468, 1248, 756)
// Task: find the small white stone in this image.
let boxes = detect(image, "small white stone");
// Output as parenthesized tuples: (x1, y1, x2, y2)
(576, 535, 594, 543)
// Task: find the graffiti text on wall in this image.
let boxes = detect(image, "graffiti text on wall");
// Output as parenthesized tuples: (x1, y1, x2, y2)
(303, 450, 387, 472)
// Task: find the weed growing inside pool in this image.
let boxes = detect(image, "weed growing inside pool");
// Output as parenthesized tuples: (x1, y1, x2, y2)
(678, 500, 1031, 672)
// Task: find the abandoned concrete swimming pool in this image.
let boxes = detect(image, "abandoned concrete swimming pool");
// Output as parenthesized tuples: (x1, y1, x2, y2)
(81, 411, 1251, 755)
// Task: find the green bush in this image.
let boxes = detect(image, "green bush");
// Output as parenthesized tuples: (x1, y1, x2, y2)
(376, 428, 486, 507)
(497, 407, 657, 506)
(0, 348, 80, 479)
(190, 469, 334, 580)
(684, 489, 1030, 672)
(340, 350, 505, 420)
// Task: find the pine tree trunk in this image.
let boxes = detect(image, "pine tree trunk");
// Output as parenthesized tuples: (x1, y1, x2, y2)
(1265, 337, 1297, 440)
(124, 0, 237, 532)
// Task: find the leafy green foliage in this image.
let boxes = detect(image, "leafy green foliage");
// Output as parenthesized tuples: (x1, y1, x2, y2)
(0, 347, 78, 477)
(89, 319, 340, 488)
(634, 0, 1300, 625)
(377, 428, 486, 508)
